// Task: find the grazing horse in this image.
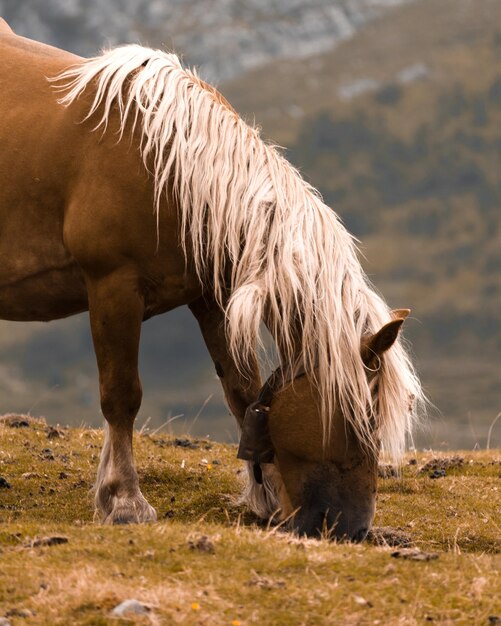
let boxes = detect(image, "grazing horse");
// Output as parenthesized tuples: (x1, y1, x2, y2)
(0, 21, 423, 540)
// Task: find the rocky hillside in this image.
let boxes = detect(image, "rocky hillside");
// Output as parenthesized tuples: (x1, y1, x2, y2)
(223, 0, 501, 446)
(0, 0, 414, 80)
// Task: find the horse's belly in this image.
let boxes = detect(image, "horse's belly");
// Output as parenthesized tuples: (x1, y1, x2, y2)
(0, 255, 87, 322)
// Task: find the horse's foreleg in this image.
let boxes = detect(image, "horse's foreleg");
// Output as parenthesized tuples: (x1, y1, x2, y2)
(86, 271, 156, 524)
(188, 296, 261, 426)
(189, 296, 282, 518)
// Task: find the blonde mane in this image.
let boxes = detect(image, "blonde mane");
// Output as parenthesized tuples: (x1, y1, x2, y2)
(54, 45, 423, 461)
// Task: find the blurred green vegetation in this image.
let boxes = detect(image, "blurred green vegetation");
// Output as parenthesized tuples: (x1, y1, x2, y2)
(290, 77, 501, 339)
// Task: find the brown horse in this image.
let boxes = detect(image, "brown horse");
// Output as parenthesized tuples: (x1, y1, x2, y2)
(0, 20, 423, 540)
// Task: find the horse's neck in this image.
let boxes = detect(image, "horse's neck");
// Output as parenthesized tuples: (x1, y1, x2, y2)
(263, 308, 304, 373)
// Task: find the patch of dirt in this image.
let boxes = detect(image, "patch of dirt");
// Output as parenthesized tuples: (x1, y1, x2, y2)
(378, 464, 398, 478)
(5, 608, 35, 619)
(174, 438, 200, 449)
(0, 414, 45, 428)
(368, 526, 413, 547)
(429, 469, 446, 479)
(419, 456, 465, 474)
(39, 449, 55, 461)
(26, 536, 69, 548)
(391, 548, 438, 561)
(46, 426, 64, 439)
(246, 573, 286, 590)
(187, 533, 218, 554)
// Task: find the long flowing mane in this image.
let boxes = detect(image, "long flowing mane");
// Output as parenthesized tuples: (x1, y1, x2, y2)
(54, 45, 423, 460)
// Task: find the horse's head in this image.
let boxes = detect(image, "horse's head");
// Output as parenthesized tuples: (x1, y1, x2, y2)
(238, 313, 409, 541)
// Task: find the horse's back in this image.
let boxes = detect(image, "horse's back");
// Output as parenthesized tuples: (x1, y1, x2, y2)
(0, 17, 13, 34)
(0, 18, 79, 61)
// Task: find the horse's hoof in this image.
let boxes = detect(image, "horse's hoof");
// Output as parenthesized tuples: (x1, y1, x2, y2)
(101, 496, 157, 525)
(108, 515, 133, 525)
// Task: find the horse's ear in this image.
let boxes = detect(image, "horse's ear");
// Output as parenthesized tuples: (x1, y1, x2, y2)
(391, 308, 411, 320)
(361, 318, 405, 369)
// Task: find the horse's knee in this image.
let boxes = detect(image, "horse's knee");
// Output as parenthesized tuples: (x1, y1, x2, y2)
(100, 376, 142, 424)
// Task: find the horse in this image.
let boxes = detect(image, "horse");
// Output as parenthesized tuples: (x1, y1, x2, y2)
(0, 19, 423, 540)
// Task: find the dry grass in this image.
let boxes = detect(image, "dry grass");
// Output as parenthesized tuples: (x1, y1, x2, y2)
(0, 415, 500, 625)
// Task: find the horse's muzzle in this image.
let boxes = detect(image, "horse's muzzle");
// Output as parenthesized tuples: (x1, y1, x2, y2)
(292, 508, 371, 542)
(291, 473, 376, 542)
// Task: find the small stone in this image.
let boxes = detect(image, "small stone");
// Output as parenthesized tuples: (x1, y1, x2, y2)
(22, 472, 39, 480)
(0, 477, 11, 489)
(58, 472, 68, 479)
(0, 617, 11, 626)
(5, 609, 34, 618)
(188, 534, 217, 554)
(111, 599, 150, 617)
(353, 594, 372, 607)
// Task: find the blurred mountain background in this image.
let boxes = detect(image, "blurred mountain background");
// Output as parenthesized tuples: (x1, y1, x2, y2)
(0, 0, 499, 449)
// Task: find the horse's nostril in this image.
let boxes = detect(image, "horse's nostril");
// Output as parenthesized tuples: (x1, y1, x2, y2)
(352, 527, 369, 543)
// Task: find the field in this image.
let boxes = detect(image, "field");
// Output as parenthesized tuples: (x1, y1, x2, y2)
(0, 415, 500, 625)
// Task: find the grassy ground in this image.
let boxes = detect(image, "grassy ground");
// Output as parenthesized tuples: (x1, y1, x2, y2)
(0, 415, 500, 625)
